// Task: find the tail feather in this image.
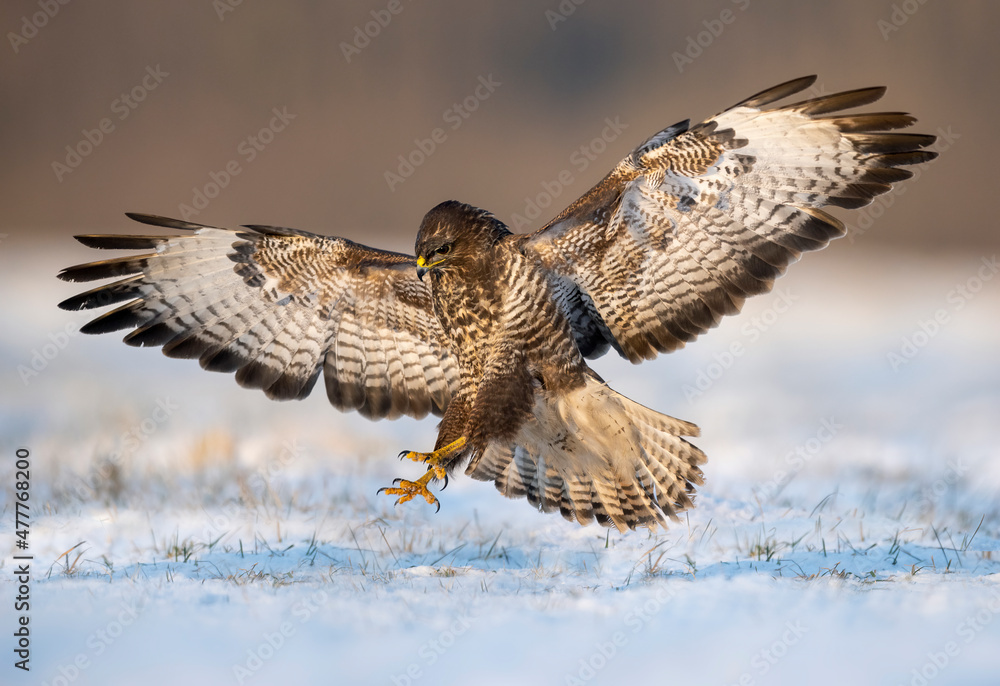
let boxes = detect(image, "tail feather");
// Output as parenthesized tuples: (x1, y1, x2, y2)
(467, 377, 706, 532)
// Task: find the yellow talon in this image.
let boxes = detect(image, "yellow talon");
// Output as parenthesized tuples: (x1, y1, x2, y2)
(381, 437, 467, 511)
(399, 453, 447, 480)
(397, 437, 467, 480)
(378, 469, 441, 511)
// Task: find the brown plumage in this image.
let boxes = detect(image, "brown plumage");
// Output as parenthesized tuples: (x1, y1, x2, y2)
(59, 76, 936, 531)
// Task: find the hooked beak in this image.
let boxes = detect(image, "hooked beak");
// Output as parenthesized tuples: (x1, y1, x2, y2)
(416, 255, 428, 281)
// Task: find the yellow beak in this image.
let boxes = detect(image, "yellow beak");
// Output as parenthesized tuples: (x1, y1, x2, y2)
(416, 254, 446, 281)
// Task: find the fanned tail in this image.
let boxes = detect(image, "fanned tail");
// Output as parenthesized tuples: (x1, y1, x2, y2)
(466, 376, 705, 532)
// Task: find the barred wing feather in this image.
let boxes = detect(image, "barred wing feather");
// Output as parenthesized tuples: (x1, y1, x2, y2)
(524, 75, 937, 362)
(58, 214, 460, 420)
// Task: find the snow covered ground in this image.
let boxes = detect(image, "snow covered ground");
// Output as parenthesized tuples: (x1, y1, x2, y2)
(3, 247, 1000, 686)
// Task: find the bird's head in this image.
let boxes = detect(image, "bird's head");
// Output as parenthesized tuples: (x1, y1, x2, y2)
(414, 200, 511, 281)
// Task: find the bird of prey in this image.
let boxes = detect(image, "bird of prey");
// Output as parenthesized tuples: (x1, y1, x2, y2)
(59, 76, 936, 532)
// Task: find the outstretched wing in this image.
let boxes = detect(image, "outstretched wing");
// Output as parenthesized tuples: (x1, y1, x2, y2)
(522, 75, 937, 362)
(58, 214, 459, 419)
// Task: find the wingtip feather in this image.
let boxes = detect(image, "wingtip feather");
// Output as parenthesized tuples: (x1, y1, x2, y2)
(733, 75, 817, 109)
(125, 213, 208, 231)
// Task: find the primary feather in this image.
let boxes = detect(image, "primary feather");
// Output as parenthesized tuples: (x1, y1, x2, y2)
(59, 77, 935, 530)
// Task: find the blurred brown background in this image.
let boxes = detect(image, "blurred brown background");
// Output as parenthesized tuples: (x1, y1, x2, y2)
(1, 2, 998, 540)
(0, 1, 995, 257)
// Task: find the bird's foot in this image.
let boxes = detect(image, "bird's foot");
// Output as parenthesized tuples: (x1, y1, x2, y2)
(378, 469, 442, 512)
(397, 436, 467, 480)
(378, 437, 467, 512)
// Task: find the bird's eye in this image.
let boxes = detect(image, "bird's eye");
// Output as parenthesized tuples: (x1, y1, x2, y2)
(435, 244, 451, 256)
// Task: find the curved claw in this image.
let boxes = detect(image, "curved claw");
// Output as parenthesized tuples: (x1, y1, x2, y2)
(397, 450, 408, 460)
(440, 472, 450, 491)
(377, 472, 441, 511)
(392, 477, 402, 485)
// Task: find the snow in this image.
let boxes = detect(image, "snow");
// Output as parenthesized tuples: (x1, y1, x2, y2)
(3, 248, 1000, 685)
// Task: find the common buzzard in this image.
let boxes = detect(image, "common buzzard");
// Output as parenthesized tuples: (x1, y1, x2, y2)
(59, 76, 936, 531)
